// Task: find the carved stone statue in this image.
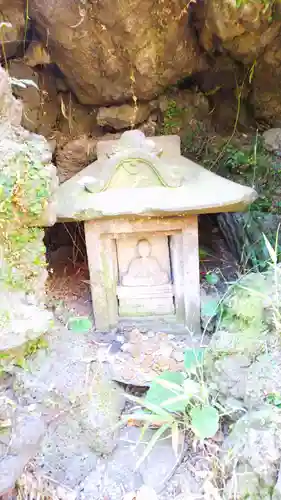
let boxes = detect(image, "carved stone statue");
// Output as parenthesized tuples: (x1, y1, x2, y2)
(122, 239, 169, 287)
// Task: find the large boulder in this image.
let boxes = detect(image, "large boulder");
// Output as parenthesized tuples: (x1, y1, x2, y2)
(251, 35, 281, 124)
(29, 0, 206, 105)
(195, 0, 281, 62)
(193, 0, 281, 125)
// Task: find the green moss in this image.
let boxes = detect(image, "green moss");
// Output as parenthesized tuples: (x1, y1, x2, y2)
(0, 148, 51, 293)
(0, 150, 51, 226)
(0, 335, 48, 375)
(1, 227, 45, 291)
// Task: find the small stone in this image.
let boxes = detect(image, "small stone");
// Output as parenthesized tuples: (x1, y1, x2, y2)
(263, 128, 281, 153)
(156, 358, 170, 370)
(172, 351, 184, 363)
(129, 329, 143, 344)
(211, 430, 224, 444)
(121, 343, 131, 353)
(137, 486, 158, 500)
(108, 340, 122, 354)
(168, 334, 176, 341)
(142, 354, 154, 369)
(168, 359, 178, 371)
(130, 345, 142, 358)
(158, 344, 173, 358)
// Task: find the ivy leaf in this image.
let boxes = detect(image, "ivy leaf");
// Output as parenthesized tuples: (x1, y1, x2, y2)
(184, 348, 205, 373)
(205, 272, 219, 285)
(144, 371, 186, 413)
(0, 352, 10, 360)
(201, 298, 219, 318)
(199, 248, 208, 260)
(190, 406, 219, 439)
(68, 316, 93, 333)
(15, 357, 29, 371)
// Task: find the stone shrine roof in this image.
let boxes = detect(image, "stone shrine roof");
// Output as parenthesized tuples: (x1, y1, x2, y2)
(56, 131, 257, 221)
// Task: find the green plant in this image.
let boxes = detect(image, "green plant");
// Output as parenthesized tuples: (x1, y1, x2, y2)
(162, 99, 184, 135)
(0, 336, 48, 375)
(67, 315, 93, 333)
(24, 336, 48, 357)
(192, 133, 281, 213)
(266, 391, 281, 407)
(121, 348, 220, 467)
(235, 0, 279, 11)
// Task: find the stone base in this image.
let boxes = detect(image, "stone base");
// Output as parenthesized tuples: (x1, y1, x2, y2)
(117, 284, 174, 316)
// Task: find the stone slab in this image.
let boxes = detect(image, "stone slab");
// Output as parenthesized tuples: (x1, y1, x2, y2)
(56, 132, 257, 222)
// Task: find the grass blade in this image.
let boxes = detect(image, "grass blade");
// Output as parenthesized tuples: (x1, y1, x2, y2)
(125, 394, 175, 421)
(135, 423, 170, 470)
(121, 413, 171, 424)
(171, 421, 180, 456)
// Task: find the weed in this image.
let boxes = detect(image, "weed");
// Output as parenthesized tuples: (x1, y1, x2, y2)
(162, 99, 184, 135)
(121, 348, 221, 468)
(183, 129, 281, 214)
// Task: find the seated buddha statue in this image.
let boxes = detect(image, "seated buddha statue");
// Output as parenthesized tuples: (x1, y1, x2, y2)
(122, 239, 169, 287)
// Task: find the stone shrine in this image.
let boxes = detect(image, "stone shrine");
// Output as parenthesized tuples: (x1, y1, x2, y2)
(56, 131, 257, 333)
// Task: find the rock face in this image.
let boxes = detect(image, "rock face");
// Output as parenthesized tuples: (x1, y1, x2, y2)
(0, 65, 58, 353)
(8, 60, 59, 137)
(263, 128, 281, 153)
(196, 0, 281, 62)
(193, 0, 281, 124)
(55, 135, 98, 183)
(252, 35, 281, 124)
(0, 399, 45, 495)
(0, 0, 26, 60)
(207, 268, 281, 412)
(223, 407, 281, 499)
(13, 326, 126, 491)
(29, 0, 206, 105)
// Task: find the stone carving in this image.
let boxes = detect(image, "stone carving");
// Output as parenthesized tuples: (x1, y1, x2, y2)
(122, 239, 169, 287)
(113, 130, 162, 158)
(108, 158, 164, 190)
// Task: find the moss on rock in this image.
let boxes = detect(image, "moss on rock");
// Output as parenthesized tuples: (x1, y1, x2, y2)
(0, 66, 57, 356)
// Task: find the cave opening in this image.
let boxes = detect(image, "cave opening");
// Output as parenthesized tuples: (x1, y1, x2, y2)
(44, 221, 92, 318)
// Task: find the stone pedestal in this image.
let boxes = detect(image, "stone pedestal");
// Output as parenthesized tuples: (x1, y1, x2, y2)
(85, 215, 200, 334)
